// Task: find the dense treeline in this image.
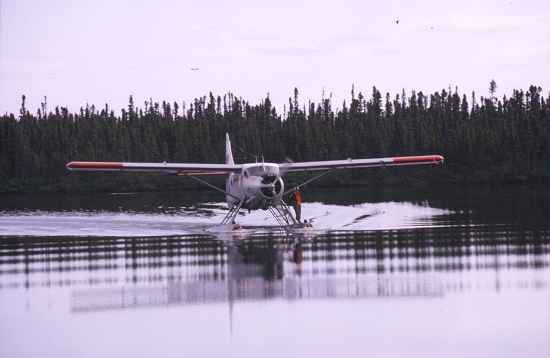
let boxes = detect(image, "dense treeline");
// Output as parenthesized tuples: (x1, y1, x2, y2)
(1, 84, 549, 193)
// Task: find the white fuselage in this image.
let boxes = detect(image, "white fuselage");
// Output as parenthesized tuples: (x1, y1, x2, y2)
(226, 163, 285, 210)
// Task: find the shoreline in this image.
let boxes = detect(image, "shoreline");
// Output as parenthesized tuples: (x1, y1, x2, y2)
(1, 169, 549, 194)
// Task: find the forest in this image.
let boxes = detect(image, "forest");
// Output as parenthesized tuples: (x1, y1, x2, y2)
(1, 83, 549, 193)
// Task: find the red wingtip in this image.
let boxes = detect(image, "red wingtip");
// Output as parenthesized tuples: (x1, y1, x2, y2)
(66, 161, 123, 170)
(393, 155, 444, 164)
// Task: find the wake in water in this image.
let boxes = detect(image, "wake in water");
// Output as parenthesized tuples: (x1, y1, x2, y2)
(0, 201, 450, 237)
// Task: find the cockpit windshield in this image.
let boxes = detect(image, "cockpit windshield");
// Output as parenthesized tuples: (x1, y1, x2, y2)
(246, 165, 279, 177)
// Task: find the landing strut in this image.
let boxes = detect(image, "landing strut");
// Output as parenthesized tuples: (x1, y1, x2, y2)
(221, 200, 244, 225)
(268, 200, 299, 227)
(221, 200, 302, 230)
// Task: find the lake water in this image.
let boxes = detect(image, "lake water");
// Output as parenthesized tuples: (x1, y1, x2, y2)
(1, 186, 549, 357)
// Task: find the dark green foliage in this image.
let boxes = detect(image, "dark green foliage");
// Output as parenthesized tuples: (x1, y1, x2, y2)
(1, 85, 550, 193)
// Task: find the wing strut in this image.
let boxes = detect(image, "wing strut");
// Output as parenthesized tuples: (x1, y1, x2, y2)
(283, 169, 335, 196)
(184, 174, 241, 201)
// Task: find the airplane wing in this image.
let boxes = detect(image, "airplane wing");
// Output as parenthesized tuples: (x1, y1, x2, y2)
(280, 155, 444, 173)
(66, 161, 241, 175)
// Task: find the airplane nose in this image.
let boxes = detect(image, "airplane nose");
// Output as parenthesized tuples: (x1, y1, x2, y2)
(260, 176, 284, 198)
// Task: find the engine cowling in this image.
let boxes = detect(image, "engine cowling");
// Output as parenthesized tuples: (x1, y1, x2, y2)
(260, 175, 284, 199)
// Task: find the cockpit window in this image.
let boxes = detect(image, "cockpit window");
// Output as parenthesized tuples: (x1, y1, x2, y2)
(246, 165, 279, 177)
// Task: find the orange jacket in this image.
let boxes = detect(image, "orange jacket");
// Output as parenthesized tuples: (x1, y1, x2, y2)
(293, 191, 302, 205)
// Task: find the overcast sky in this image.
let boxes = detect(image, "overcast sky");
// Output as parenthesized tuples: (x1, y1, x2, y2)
(1, 0, 549, 115)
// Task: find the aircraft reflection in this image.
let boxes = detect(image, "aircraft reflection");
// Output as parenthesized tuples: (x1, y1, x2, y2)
(0, 225, 549, 314)
(70, 237, 446, 314)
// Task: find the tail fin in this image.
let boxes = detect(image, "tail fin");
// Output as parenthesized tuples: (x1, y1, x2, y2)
(225, 133, 235, 165)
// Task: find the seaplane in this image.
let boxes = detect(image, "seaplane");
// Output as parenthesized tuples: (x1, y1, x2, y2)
(66, 134, 444, 229)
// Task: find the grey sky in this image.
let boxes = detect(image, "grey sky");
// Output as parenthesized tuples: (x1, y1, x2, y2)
(1, 0, 549, 115)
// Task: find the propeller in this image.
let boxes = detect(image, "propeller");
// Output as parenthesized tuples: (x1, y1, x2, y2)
(260, 175, 284, 198)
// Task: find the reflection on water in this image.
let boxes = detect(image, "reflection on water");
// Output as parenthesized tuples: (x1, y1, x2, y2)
(2, 186, 550, 358)
(1, 225, 549, 314)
